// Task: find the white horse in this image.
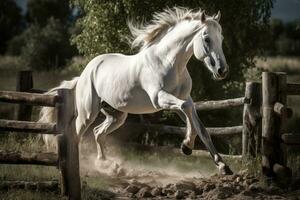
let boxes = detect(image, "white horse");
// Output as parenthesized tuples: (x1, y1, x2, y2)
(40, 7, 233, 175)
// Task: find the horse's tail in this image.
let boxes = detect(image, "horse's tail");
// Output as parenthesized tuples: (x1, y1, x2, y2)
(38, 77, 79, 151)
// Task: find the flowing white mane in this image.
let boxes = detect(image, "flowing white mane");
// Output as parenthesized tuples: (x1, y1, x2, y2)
(128, 7, 210, 50)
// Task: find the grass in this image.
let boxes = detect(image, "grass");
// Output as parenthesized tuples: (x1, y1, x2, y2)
(256, 56, 300, 74)
(0, 134, 244, 199)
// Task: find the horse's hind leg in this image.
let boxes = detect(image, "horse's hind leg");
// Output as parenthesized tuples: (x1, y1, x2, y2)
(93, 108, 127, 160)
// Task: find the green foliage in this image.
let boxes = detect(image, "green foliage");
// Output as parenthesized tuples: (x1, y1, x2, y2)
(18, 18, 77, 70)
(0, 0, 22, 54)
(7, 0, 78, 70)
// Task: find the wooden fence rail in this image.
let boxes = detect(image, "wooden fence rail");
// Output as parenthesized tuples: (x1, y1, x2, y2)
(0, 91, 58, 107)
(123, 122, 243, 137)
(194, 97, 248, 111)
(0, 119, 57, 134)
(0, 150, 58, 166)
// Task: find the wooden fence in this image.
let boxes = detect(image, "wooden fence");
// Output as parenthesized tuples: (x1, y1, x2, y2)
(262, 72, 300, 179)
(0, 87, 81, 199)
(3, 70, 300, 193)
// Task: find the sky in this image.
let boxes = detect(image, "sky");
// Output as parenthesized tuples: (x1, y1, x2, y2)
(272, 0, 300, 22)
(14, 0, 300, 23)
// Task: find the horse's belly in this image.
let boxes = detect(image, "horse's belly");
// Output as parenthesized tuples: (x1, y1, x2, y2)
(107, 88, 159, 114)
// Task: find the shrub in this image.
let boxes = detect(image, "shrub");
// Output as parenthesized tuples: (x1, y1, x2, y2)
(19, 18, 77, 70)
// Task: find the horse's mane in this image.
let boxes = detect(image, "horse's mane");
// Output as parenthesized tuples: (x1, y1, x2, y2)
(128, 7, 206, 50)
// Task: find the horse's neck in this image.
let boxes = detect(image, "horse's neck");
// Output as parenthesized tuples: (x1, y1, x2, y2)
(154, 22, 198, 72)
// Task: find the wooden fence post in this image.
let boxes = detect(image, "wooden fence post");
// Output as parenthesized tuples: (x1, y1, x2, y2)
(57, 134, 67, 196)
(262, 72, 278, 177)
(242, 82, 261, 158)
(14, 70, 33, 121)
(262, 72, 282, 177)
(275, 73, 292, 184)
(277, 73, 288, 166)
(57, 89, 81, 200)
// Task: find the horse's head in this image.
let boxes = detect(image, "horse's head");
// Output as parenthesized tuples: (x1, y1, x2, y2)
(193, 11, 229, 80)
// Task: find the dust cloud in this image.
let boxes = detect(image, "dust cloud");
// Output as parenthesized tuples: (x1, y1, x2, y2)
(79, 143, 214, 186)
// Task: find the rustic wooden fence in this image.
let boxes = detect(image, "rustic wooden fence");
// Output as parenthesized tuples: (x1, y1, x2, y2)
(4, 70, 300, 194)
(262, 72, 300, 180)
(0, 86, 81, 199)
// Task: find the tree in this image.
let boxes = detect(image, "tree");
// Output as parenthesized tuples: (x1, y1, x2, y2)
(0, 0, 22, 54)
(267, 19, 300, 56)
(27, 0, 70, 26)
(8, 0, 78, 70)
(19, 18, 77, 70)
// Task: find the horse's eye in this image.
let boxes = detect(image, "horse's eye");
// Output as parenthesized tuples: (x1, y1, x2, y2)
(204, 38, 210, 44)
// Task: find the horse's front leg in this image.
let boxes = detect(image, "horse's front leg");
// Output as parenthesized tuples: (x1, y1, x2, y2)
(186, 97, 233, 175)
(155, 90, 233, 175)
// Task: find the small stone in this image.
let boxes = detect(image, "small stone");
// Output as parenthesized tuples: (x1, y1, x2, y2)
(243, 179, 252, 187)
(222, 183, 231, 188)
(151, 187, 162, 196)
(249, 183, 263, 192)
(126, 193, 135, 198)
(124, 185, 140, 194)
(187, 190, 196, 199)
(136, 186, 153, 198)
(240, 190, 253, 196)
(203, 183, 216, 192)
(195, 187, 204, 195)
(266, 185, 281, 194)
(128, 180, 148, 188)
(174, 190, 185, 199)
(162, 188, 174, 195)
(175, 181, 196, 191)
(116, 167, 126, 176)
(216, 191, 227, 199)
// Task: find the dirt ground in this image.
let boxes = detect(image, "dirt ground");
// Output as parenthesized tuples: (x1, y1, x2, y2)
(77, 148, 300, 200)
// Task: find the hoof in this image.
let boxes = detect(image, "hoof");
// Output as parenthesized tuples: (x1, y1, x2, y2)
(219, 165, 233, 175)
(181, 143, 192, 155)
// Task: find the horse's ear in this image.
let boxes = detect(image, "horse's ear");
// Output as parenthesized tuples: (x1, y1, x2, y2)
(200, 11, 206, 23)
(214, 10, 221, 22)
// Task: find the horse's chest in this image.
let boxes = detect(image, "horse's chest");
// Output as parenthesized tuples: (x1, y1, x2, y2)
(161, 70, 192, 99)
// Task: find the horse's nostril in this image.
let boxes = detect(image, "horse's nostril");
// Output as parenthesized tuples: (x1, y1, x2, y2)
(210, 58, 215, 67)
(217, 68, 223, 76)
